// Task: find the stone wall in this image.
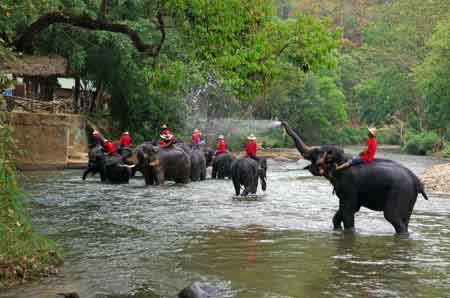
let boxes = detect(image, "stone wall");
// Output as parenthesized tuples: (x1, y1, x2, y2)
(6, 112, 88, 170)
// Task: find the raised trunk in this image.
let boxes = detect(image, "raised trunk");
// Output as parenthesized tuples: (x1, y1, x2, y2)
(281, 121, 312, 158)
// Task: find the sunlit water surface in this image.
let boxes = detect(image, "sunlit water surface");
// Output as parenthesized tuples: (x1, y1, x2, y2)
(2, 149, 450, 298)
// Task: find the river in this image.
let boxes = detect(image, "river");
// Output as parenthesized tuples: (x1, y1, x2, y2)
(2, 149, 450, 298)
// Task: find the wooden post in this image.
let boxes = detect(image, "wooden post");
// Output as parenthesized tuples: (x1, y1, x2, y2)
(74, 77, 80, 113)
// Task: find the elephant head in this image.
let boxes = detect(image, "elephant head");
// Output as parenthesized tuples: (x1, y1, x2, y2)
(258, 158, 267, 191)
(281, 121, 346, 176)
(136, 142, 161, 185)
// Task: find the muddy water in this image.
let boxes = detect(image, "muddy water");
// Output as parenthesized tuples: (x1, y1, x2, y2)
(2, 149, 450, 298)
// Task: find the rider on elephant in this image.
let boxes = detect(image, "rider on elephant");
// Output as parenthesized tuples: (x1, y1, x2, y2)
(161, 124, 171, 135)
(191, 128, 202, 146)
(336, 127, 377, 170)
(159, 133, 177, 148)
(92, 130, 103, 147)
(119, 131, 132, 148)
(215, 135, 227, 156)
(104, 139, 117, 155)
(245, 134, 259, 163)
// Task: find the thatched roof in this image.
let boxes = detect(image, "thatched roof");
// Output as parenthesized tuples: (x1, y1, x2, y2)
(0, 55, 74, 77)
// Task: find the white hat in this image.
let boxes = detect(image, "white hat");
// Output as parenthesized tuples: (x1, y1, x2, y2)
(218, 134, 224, 139)
(193, 128, 200, 133)
(161, 124, 167, 129)
(123, 131, 129, 135)
(247, 134, 256, 140)
(160, 134, 173, 141)
(368, 127, 377, 136)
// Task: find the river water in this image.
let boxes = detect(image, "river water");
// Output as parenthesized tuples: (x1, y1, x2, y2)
(2, 149, 450, 298)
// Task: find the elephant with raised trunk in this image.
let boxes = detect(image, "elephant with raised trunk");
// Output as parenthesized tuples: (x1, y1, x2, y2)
(136, 142, 190, 185)
(281, 121, 428, 234)
(231, 157, 267, 196)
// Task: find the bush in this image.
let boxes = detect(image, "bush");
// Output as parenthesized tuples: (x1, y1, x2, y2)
(441, 143, 450, 157)
(336, 127, 367, 145)
(402, 131, 440, 155)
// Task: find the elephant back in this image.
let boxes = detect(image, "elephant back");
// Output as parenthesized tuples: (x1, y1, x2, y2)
(159, 146, 191, 183)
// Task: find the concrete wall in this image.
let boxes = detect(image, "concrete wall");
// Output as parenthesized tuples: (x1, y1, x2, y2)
(6, 112, 88, 170)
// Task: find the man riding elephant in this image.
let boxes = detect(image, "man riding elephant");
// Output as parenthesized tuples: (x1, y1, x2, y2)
(281, 121, 428, 234)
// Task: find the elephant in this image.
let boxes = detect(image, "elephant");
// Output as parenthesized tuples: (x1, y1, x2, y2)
(82, 145, 132, 184)
(176, 143, 207, 181)
(211, 153, 235, 179)
(231, 157, 267, 196)
(281, 121, 428, 234)
(136, 142, 191, 185)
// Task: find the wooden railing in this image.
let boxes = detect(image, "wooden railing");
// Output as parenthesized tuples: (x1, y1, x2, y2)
(5, 95, 74, 114)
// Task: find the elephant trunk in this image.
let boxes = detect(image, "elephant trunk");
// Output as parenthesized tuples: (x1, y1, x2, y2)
(281, 121, 312, 158)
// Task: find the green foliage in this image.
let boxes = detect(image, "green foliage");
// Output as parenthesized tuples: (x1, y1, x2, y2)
(402, 131, 440, 155)
(414, 18, 450, 136)
(0, 94, 61, 287)
(441, 143, 450, 158)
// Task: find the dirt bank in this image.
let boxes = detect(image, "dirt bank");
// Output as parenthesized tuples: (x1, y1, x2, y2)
(421, 163, 450, 194)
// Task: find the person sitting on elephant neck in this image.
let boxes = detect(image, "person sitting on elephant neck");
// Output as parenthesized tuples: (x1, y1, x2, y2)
(336, 127, 378, 170)
(161, 124, 171, 136)
(159, 133, 176, 148)
(103, 139, 117, 155)
(92, 130, 103, 147)
(245, 134, 260, 163)
(119, 131, 132, 148)
(191, 128, 202, 146)
(215, 135, 227, 156)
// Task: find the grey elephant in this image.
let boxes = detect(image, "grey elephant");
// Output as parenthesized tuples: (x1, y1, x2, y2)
(281, 121, 428, 234)
(136, 142, 191, 185)
(176, 143, 207, 181)
(212, 153, 235, 179)
(231, 157, 267, 196)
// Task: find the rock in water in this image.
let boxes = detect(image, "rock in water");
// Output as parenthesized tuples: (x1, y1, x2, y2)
(57, 293, 80, 298)
(178, 281, 218, 298)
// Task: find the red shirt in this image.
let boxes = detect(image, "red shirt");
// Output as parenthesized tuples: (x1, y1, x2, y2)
(162, 128, 170, 135)
(119, 134, 132, 147)
(360, 137, 377, 162)
(246, 140, 257, 157)
(104, 140, 117, 154)
(216, 139, 226, 153)
(192, 132, 201, 145)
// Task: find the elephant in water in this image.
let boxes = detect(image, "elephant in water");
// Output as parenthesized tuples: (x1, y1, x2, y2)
(212, 153, 235, 179)
(231, 157, 267, 196)
(281, 121, 428, 234)
(176, 143, 207, 182)
(136, 142, 190, 185)
(82, 145, 132, 184)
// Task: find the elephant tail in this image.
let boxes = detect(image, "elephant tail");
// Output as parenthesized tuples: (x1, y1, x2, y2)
(417, 178, 429, 200)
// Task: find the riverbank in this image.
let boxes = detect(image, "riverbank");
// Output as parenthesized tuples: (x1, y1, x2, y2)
(0, 118, 62, 288)
(421, 162, 450, 194)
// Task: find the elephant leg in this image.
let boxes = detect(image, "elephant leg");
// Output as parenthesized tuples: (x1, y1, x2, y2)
(99, 169, 106, 182)
(384, 204, 408, 234)
(332, 209, 343, 230)
(232, 177, 240, 196)
(82, 168, 91, 180)
(200, 167, 206, 181)
(143, 167, 153, 185)
(212, 166, 217, 179)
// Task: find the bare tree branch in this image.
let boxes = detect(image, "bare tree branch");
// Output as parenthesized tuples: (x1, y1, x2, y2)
(14, 11, 159, 55)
